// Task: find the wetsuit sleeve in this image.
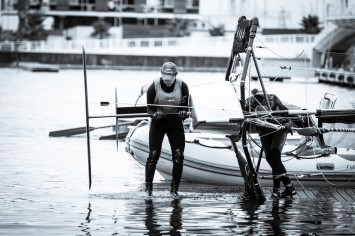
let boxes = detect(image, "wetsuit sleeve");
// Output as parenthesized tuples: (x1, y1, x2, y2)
(273, 95, 294, 126)
(274, 95, 288, 110)
(180, 81, 189, 111)
(146, 82, 156, 116)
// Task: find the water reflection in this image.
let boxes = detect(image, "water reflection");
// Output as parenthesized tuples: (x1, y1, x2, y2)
(228, 197, 298, 235)
(144, 199, 161, 234)
(86, 203, 92, 223)
(1, 69, 355, 235)
(79, 202, 92, 235)
(169, 199, 183, 234)
(267, 199, 294, 235)
(144, 198, 183, 235)
(238, 199, 263, 234)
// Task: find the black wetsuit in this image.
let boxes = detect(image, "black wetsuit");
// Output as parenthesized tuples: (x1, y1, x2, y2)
(145, 77, 189, 192)
(250, 93, 293, 189)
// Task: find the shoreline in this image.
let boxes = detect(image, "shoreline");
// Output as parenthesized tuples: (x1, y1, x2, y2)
(1, 52, 353, 87)
(0, 51, 230, 72)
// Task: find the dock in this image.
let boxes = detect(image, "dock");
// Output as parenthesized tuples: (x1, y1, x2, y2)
(148, 183, 355, 203)
(315, 68, 354, 88)
(12, 62, 60, 72)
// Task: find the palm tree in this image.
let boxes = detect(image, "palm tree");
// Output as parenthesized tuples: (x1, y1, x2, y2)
(17, 11, 48, 41)
(167, 18, 191, 37)
(209, 24, 225, 36)
(300, 15, 321, 34)
(0, 28, 16, 41)
(91, 19, 111, 39)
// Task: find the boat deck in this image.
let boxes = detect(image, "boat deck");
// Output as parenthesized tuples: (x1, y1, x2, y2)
(150, 183, 355, 202)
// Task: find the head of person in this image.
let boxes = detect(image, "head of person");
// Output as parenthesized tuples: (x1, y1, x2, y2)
(161, 62, 178, 87)
(251, 88, 259, 95)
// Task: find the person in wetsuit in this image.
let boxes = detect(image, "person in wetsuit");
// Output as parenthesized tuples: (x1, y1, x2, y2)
(145, 62, 189, 198)
(248, 90, 297, 199)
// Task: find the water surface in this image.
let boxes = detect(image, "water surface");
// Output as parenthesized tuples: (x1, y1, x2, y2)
(0, 68, 354, 235)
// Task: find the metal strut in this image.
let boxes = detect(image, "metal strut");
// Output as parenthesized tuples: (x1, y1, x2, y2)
(227, 131, 266, 202)
(225, 16, 268, 202)
(83, 46, 92, 190)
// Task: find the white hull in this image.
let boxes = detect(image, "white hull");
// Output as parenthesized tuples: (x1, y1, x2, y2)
(125, 121, 355, 187)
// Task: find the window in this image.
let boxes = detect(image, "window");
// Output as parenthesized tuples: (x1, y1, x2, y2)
(295, 36, 305, 43)
(280, 36, 289, 43)
(154, 41, 163, 47)
(141, 41, 149, 47)
(186, 0, 198, 8)
(69, 0, 79, 5)
(128, 41, 136, 47)
(164, 0, 174, 7)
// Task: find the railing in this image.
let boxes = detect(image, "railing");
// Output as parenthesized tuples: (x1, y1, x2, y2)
(262, 34, 315, 44)
(0, 34, 315, 57)
(0, 36, 232, 56)
(315, 68, 355, 86)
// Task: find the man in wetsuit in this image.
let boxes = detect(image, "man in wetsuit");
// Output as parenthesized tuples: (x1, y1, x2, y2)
(249, 90, 297, 199)
(145, 62, 189, 198)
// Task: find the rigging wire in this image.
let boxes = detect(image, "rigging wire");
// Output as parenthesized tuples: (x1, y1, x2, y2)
(255, 35, 305, 60)
(252, 33, 355, 76)
(236, 36, 355, 188)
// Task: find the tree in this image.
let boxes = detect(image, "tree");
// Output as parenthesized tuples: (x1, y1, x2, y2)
(300, 15, 321, 34)
(17, 11, 48, 41)
(0, 27, 16, 41)
(209, 24, 225, 36)
(91, 19, 111, 39)
(167, 18, 191, 37)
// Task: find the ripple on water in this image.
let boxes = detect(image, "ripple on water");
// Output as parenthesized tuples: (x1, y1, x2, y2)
(1, 69, 355, 235)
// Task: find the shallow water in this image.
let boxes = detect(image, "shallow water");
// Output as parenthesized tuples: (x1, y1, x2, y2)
(0, 68, 355, 235)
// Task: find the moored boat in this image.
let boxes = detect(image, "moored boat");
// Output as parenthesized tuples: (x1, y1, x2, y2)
(125, 118, 355, 187)
(123, 16, 355, 189)
(80, 16, 355, 193)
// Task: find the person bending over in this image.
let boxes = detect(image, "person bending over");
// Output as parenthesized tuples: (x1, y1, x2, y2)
(249, 90, 297, 199)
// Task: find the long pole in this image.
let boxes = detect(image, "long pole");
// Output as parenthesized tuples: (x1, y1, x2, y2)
(240, 18, 258, 110)
(251, 49, 271, 110)
(83, 46, 92, 190)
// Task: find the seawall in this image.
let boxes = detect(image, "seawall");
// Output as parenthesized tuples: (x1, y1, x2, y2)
(0, 52, 229, 72)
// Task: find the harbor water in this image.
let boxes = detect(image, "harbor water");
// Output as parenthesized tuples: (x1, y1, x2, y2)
(0, 68, 355, 235)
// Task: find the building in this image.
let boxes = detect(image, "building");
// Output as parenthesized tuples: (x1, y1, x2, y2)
(0, 0, 201, 37)
(0, 0, 333, 37)
(1, 0, 355, 81)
